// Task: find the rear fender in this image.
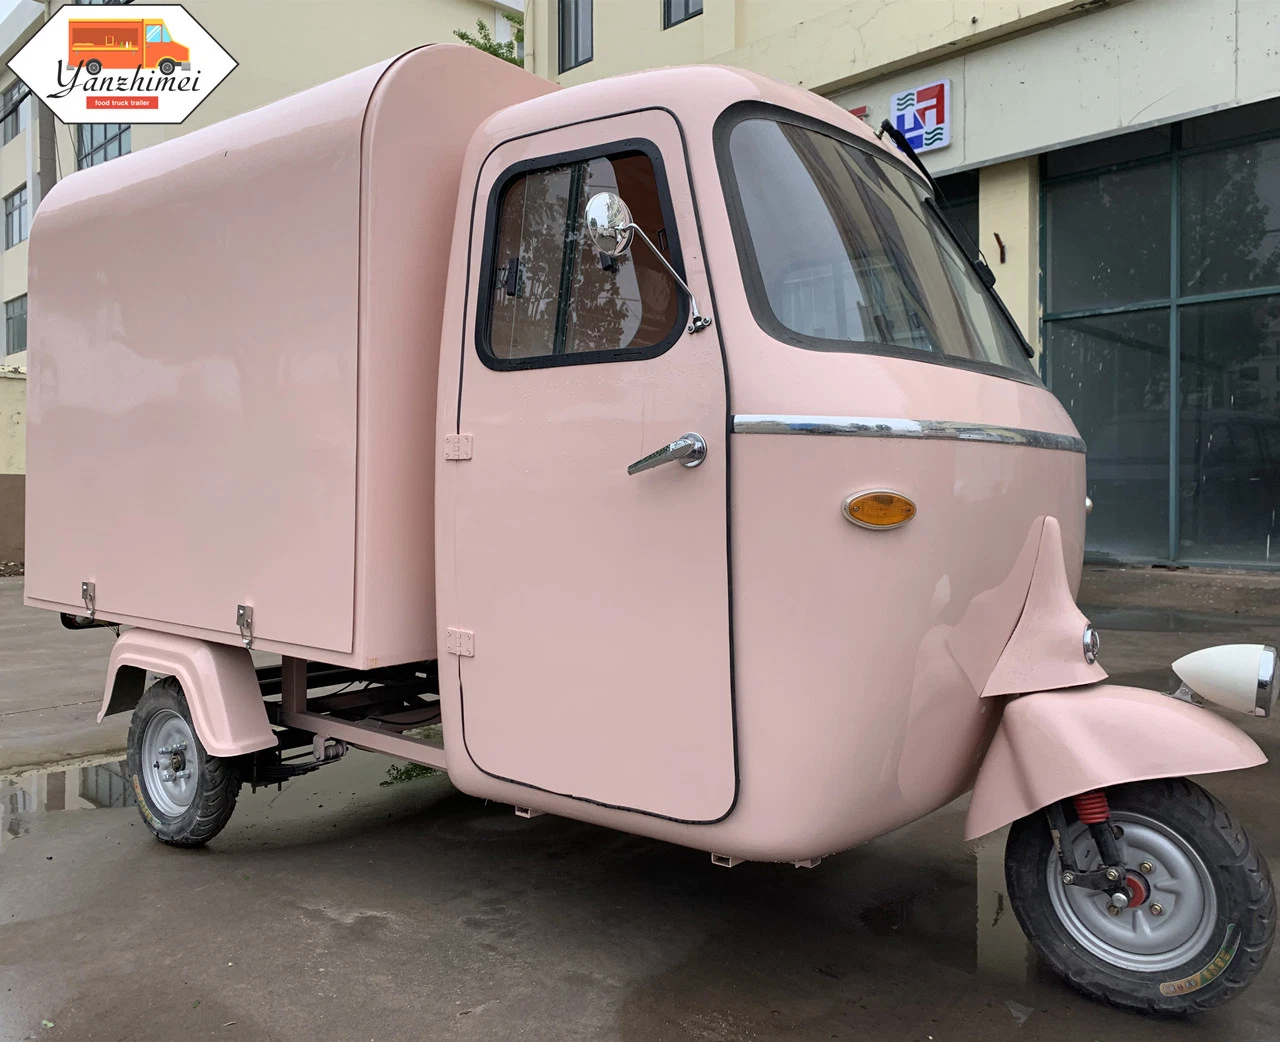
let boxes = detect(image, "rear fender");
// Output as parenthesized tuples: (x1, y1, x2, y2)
(964, 683, 1266, 840)
(100, 629, 276, 757)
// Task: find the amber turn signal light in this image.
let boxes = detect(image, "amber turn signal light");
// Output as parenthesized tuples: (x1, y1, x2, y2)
(842, 491, 916, 530)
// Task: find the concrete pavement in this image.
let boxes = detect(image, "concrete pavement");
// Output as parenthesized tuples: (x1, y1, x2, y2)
(1, 565, 1280, 1039)
(0, 577, 125, 776)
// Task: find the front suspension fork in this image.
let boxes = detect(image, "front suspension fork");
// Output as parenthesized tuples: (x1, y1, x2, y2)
(1046, 790, 1145, 909)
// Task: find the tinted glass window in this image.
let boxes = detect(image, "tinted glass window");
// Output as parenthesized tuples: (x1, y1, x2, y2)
(1045, 162, 1171, 311)
(722, 118, 1032, 376)
(486, 151, 681, 365)
(1180, 139, 1280, 296)
(1044, 309, 1170, 560)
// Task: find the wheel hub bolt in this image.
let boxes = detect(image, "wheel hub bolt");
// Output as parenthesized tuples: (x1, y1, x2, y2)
(1109, 891, 1129, 910)
(1151, 903, 1164, 916)
(1140, 861, 1154, 874)
(1105, 867, 1121, 882)
(1106, 904, 1120, 916)
(176, 769, 191, 780)
(1061, 871, 1075, 885)
(161, 771, 173, 781)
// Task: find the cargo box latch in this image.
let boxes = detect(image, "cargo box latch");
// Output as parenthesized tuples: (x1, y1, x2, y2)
(444, 434, 473, 460)
(237, 603, 254, 649)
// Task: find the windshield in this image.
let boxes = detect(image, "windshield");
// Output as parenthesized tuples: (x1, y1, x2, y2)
(720, 116, 1036, 378)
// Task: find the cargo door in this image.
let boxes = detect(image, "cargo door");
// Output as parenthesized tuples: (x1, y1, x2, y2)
(450, 111, 735, 822)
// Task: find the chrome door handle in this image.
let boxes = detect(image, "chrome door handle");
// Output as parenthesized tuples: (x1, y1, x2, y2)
(627, 432, 707, 475)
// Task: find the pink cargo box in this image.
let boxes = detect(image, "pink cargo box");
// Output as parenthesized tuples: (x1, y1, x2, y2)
(24, 46, 551, 668)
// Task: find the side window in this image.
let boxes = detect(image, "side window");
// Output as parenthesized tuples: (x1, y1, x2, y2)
(483, 148, 684, 368)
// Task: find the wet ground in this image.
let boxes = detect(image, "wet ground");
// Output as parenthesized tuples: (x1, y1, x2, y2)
(1, 570, 1279, 1041)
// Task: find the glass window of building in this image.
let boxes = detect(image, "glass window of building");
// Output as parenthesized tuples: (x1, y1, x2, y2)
(1, 83, 27, 145)
(4, 185, 28, 249)
(664, 0, 703, 29)
(5, 295, 26, 356)
(559, 0, 592, 72)
(1043, 97, 1280, 567)
(935, 170, 980, 262)
(78, 123, 131, 169)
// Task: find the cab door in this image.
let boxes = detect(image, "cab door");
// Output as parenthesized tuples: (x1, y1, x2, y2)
(451, 111, 735, 822)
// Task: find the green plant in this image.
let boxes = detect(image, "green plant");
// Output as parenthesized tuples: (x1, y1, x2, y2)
(454, 11, 524, 67)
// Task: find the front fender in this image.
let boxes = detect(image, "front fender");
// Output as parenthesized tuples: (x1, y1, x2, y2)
(964, 684, 1266, 840)
(100, 630, 276, 757)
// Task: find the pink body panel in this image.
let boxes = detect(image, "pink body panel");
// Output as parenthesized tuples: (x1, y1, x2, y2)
(965, 685, 1268, 840)
(446, 110, 735, 823)
(25, 46, 550, 667)
(100, 629, 275, 757)
(435, 66, 1103, 860)
(981, 516, 1108, 697)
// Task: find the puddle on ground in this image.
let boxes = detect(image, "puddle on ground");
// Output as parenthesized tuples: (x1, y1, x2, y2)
(0, 758, 135, 848)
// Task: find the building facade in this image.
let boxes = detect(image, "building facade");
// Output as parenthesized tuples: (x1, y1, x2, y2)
(525, 0, 1280, 569)
(0, 0, 522, 562)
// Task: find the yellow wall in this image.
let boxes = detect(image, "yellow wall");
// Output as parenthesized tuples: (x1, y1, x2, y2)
(978, 159, 1040, 357)
(0, 369, 23, 474)
(135, 0, 513, 146)
(527, 0, 1124, 90)
(0, 126, 25, 198)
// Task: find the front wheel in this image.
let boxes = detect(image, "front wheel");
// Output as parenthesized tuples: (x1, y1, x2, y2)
(126, 677, 241, 847)
(1006, 778, 1274, 1014)
(158, 59, 176, 76)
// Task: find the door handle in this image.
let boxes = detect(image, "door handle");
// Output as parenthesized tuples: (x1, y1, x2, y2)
(627, 432, 707, 475)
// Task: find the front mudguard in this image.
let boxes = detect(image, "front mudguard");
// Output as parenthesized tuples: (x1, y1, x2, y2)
(964, 684, 1266, 840)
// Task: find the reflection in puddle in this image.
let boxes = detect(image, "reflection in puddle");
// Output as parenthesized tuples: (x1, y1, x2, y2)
(1083, 605, 1280, 633)
(0, 759, 134, 848)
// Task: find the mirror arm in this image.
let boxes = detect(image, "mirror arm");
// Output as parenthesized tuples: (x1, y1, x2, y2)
(622, 223, 712, 334)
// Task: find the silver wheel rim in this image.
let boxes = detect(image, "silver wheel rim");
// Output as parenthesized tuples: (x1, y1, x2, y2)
(141, 709, 199, 818)
(1046, 811, 1218, 973)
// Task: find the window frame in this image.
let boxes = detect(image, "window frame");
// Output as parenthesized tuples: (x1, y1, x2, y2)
(77, 123, 130, 169)
(664, 0, 703, 30)
(5, 294, 26, 356)
(713, 100, 1040, 386)
(1, 82, 27, 145)
(1040, 104, 1280, 567)
(4, 184, 28, 249)
(558, 0, 593, 73)
(475, 136, 690, 373)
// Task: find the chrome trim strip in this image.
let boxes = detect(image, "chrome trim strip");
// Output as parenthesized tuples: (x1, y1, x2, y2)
(1257, 645, 1276, 717)
(731, 415, 1086, 454)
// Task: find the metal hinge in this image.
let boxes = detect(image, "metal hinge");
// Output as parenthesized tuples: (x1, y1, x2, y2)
(443, 434, 473, 460)
(81, 580, 96, 620)
(237, 604, 254, 649)
(445, 627, 474, 657)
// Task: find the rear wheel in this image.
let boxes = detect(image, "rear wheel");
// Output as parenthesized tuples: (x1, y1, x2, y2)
(85, 59, 102, 75)
(126, 677, 240, 847)
(1005, 778, 1274, 1013)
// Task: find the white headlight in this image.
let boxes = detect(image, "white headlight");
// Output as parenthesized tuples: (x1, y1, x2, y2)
(1171, 644, 1277, 717)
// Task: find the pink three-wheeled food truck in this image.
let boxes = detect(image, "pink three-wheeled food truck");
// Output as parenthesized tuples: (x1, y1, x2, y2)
(23, 45, 1277, 1013)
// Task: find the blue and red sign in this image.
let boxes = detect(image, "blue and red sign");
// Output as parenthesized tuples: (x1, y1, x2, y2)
(891, 79, 950, 153)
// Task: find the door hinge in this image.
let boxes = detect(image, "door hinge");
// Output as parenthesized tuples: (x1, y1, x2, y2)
(444, 434, 473, 460)
(81, 580, 96, 620)
(445, 628, 474, 657)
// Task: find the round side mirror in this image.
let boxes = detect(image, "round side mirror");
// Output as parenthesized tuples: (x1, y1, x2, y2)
(584, 192, 634, 257)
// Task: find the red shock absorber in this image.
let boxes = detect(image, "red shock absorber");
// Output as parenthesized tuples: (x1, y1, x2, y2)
(1073, 790, 1111, 824)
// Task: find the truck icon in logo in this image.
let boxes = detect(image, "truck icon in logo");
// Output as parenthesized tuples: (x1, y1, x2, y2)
(69, 17, 191, 77)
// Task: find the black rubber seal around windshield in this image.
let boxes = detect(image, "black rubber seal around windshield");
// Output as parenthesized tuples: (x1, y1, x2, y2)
(711, 100, 1041, 384)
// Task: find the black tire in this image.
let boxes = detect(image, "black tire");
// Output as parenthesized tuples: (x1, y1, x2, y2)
(158, 59, 176, 76)
(85, 59, 102, 76)
(126, 677, 241, 847)
(1006, 778, 1274, 1014)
